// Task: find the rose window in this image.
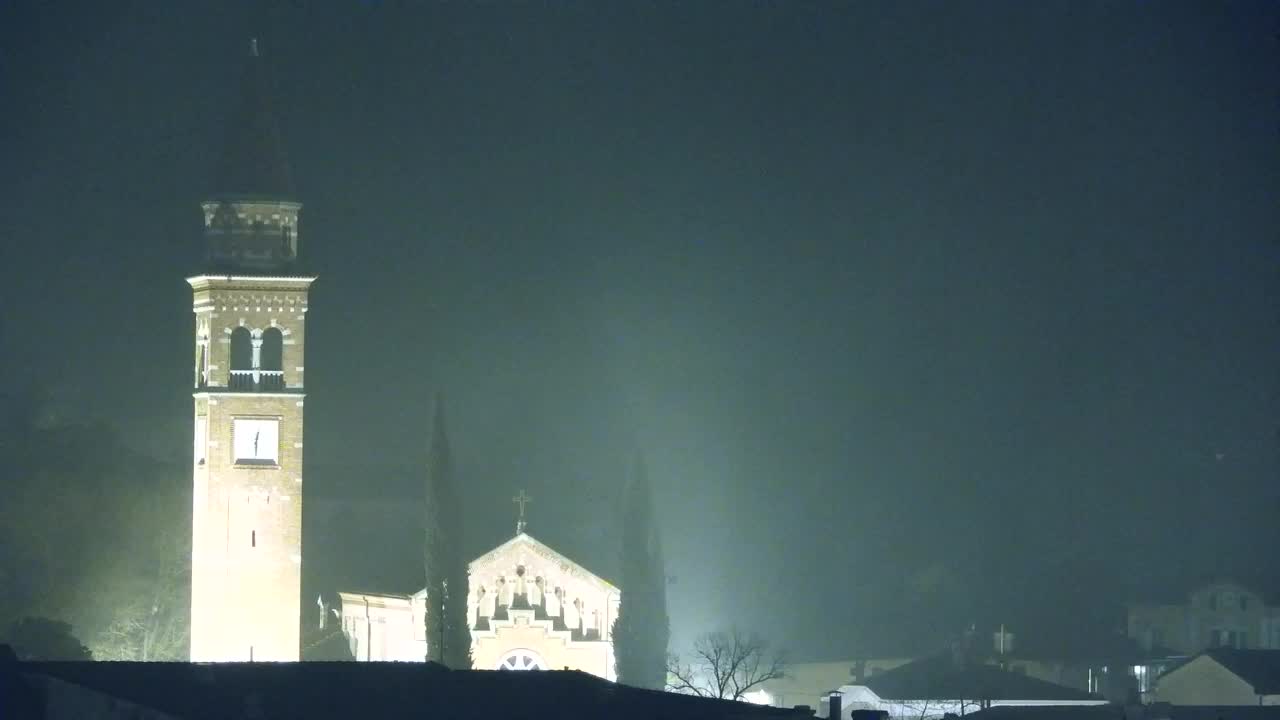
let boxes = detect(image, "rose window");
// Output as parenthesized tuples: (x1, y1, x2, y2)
(497, 649, 546, 671)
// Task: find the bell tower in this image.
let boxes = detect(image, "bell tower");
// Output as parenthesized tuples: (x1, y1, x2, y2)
(189, 40, 313, 662)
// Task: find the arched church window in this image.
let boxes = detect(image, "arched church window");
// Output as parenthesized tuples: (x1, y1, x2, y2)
(230, 327, 252, 369)
(514, 565, 527, 605)
(497, 649, 546, 671)
(230, 327, 252, 390)
(260, 327, 284, 390)
(261, 327, 283, 371)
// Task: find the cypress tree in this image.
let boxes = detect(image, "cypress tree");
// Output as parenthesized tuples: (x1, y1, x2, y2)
(423, 396, 472, 668)
(611, 453, 669, 689)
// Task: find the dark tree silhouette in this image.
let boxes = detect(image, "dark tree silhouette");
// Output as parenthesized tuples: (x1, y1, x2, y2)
(4, 617, 92, 660)
(422, 396, 472, 668)
(612, 453, 669, 689)
(302, 622, 355, 661)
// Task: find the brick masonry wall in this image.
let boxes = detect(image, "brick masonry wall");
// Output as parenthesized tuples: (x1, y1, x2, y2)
(189, 277, 312, 661)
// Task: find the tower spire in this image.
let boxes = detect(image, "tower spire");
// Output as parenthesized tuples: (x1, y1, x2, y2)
(212, 38, 294, 199)
(202, 41, 301, 272)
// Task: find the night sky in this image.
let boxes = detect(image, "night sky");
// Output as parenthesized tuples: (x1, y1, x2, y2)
(2, 1, 1278, 660)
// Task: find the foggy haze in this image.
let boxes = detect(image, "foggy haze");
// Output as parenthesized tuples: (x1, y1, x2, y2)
(1, 1, 1277, 661)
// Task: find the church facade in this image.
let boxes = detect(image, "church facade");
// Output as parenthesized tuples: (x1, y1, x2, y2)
(339, 530, 621, 679)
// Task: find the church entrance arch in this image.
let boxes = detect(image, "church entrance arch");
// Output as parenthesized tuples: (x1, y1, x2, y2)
(496, 648, 546, 671)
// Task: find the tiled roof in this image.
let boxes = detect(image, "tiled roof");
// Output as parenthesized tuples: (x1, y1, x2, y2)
(966, 705, 1125, 720)
(863, 654, 1101, 702)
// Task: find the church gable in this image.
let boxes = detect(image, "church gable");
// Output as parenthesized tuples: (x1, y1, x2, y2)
(467, 533, 620, 650)
(469, 533, 618, 594)
(337, 532, 620, 678)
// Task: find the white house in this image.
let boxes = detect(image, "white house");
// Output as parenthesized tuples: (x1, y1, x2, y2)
(818, 654, 1107, 720)
(1153, 649, 1280, 705)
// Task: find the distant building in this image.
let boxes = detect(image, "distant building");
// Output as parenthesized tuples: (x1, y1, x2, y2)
(818, 653, 1106, 720)
(965, 703, 1280, 720)
(339, 530, 620, 679)
(758, 632, 1123, 710)
(1128, 581, 1280, 655)
(1153, 649, 1280, 705)
(756, 659, 913, 710)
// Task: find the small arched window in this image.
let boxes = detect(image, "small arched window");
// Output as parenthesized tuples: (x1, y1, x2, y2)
(260, 327, 284, 390)
(261, 327, 283, 371)
(230, 327, 252, 371)
(229, 327, 253, 390)
(230, 327, 252, 370)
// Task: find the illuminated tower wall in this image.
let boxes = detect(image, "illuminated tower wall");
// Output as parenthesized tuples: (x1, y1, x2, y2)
(189, 41, 313, 662)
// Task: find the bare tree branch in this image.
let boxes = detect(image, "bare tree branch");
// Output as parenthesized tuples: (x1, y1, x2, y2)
(92, 523, 189, 661)
(666, 628, 787, 702)
(666, 653, 713, 697)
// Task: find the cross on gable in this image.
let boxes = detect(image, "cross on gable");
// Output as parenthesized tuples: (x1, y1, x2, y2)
(512, 490, 532, 534)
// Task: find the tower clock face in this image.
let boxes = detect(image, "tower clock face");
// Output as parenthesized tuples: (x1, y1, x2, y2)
(233, 418, 280, 464)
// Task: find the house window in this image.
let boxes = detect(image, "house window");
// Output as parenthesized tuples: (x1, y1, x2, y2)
(1132, 665, 1150, 693)
(1211, 629, 1246, 649)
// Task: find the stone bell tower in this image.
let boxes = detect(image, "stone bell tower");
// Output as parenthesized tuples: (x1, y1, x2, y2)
(189, 39, 314, 662)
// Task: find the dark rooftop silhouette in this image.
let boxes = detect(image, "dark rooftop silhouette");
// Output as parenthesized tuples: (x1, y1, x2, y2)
(862, 654, 1102, 702)
(3, 652, 815, 720)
